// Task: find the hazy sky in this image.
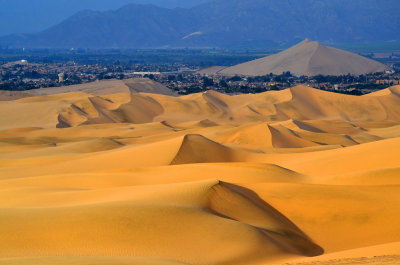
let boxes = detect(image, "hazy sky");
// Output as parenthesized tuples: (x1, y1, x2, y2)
(0, 0, 210, 36)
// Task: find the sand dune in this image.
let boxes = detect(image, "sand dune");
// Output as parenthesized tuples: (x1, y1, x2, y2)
(268, 124, 319, 148)
(5, 84, 395, 130)
(212, 122, 275, 149)
(219, 39, 390, 76)
(0, 181, 322, 264)
(0, 78, 173, 102)
(0, 84, 399, 264)
(260, 137, 400, 177)
(124, 78, 178, 96)
(171, 134, 239, 165)
(208, 182, 323, 257)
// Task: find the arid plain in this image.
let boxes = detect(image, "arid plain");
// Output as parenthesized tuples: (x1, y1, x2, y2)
(0, 79, 400, 265)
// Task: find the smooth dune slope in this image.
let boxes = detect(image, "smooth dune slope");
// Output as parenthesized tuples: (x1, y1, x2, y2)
(0, 257, 192, 265)
(0, 84, 399, 265)
(219, 39, 390, 76)
(0, 78, 173, 102)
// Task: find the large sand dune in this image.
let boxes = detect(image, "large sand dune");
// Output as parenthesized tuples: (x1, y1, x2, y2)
(0, 84, 399, 264)
(219, 39, 390, 76)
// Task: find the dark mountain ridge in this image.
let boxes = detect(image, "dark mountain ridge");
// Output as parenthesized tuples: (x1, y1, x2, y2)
(1, 0, 399, 49)
(0, 0, 210, 36)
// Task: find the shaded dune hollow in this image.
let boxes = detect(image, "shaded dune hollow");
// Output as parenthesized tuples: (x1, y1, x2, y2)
(207, 182, 324, 257)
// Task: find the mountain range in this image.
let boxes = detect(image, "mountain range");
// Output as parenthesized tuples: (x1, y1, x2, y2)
(0, 0, 210, 36)
(1, 0, 400, 49)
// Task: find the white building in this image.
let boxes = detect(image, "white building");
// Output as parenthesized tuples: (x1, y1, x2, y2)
(58, 73, 65, 83)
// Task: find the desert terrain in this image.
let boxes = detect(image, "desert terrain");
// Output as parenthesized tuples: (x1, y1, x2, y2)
(219, 39, 389, 76)
(0, 81, 400, 265)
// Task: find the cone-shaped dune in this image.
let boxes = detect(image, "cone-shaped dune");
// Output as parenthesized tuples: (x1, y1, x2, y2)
(0, 84, 400, 265)
(171, 134, 238, 165)
(219, 39, 390, 76)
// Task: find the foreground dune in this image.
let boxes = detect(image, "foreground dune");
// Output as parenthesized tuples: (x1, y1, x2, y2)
(0, 83, 399, 265)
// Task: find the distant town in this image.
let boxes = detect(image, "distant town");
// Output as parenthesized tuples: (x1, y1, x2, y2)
(1, 49, 400, 96)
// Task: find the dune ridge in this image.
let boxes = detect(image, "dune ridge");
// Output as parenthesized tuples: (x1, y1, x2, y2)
(2, 84, 397, 131)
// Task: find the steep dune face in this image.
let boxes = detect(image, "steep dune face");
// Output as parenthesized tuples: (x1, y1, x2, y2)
(212, 122, 274, 149)
(170, 134, 238, 165)
(268, 124, 319, 148)
(1, 85, 400, 265)
(124, 78, 178, 96)
(112, 94, 164, 124)
(57, 93, 164, 127)
(208, 182, 323, 257)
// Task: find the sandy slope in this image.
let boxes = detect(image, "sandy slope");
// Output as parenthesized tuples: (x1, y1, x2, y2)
(0, 78, 174, 102)
(219, 39, 390, 76)
(0, 257, 192, 265)
(278, 242, 400, 265)
(0, 85, 399, 265)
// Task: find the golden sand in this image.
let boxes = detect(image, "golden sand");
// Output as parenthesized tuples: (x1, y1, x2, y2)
(0, 83, 399, 265)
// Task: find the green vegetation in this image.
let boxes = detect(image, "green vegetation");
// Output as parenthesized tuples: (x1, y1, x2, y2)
(336, 41, 400, 53)
(0, 49, 272, 68)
